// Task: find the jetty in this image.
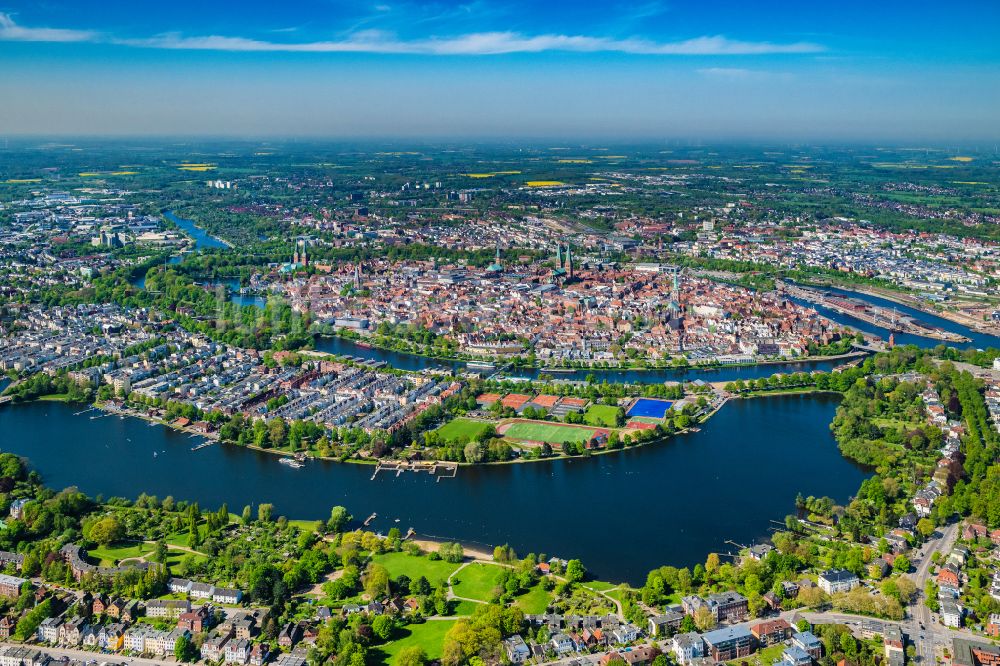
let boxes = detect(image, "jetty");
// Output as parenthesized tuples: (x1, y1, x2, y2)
(363, 513, 377, 527)
(370, 460, 459, 482)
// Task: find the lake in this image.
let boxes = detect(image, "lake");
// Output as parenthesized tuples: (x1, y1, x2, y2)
(0, 393, 866, 584)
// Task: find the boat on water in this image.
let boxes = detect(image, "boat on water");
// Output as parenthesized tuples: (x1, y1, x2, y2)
(279, 457, 304, 469)
(354, 341, 372, 349)
(466, 361, 496, 371)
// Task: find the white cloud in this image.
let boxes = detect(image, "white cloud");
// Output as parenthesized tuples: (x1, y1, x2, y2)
(118, 31, 825, 55)
(0, 12, 97, 42)
(0, 11, 825, 56)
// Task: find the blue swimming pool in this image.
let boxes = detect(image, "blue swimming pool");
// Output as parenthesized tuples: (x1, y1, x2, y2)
(626, 398, 674, 419)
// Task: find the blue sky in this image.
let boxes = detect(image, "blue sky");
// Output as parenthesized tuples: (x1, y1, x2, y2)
(1, 0, 998, 140)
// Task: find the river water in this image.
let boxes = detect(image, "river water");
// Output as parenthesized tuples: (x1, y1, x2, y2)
(0, 394, 865, 584)
(786, 285, 1000, 351)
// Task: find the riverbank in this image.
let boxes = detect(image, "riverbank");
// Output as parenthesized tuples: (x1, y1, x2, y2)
(801, 278, 1000, 338)
(0, 392, 857, 581)
(91, 390, 721, 470)
(317, 330, 868, 376)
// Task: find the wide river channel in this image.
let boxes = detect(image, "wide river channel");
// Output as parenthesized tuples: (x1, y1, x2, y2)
(0, 393, 865, 584)
(79, 211, 993, 582)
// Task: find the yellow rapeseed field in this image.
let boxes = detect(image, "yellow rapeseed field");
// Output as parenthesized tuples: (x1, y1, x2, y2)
(525, 181, 565, 187)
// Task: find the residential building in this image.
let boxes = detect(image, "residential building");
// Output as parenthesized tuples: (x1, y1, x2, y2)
(793, 632, 823, 660)
(0, 574, 27, 598)
(702, 626, 754, 661)
(503, 635, 531, 664)
(672, 633, 705, 665)
(818, 569, 860, 594)
(783, 646, 813, 666)
(648, 612, 684, 637)
(751, 619, 793, 646)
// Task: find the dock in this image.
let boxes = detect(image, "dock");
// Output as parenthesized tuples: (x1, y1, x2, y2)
(370, 460, 460, 482)
(363, 513, 377, 527)
(190, 441, 214, 452)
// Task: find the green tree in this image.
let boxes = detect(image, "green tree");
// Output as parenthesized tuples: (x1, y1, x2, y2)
(174, 633, 197, 662)
(89, 516, 123, 545)
(395, 646, 427, 666)
(565, 559, 586, 583)
(365, 564, 391, 599)
(327, 506, 351, 533)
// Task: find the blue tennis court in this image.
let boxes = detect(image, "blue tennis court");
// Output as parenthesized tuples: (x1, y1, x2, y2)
(626, 398, 673, 419)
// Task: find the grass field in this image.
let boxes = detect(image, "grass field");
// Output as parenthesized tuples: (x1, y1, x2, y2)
(371, 551, 461, 586)
(581, 580, 619, 593)
(451, 563, 503, 601)
(728, 643, 785, 666)
(584, 404, 620, 427)
(87, 542, 153, 566)
(375, 620, 456, 665)
(435, 418, 493, 443)
(451, 600, 481, 616)
(503, 421, 597, 445)
(515, 584, 553, 613)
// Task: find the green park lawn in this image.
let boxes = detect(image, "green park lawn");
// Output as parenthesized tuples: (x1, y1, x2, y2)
(504, 421, 596, 445)
(515, 584, 553, 614)
(582, 580, 620, 593)
(728, 642, 786, 666)
(435, 418, 493, 442)
(451, 563, 503, 601)
(371, 551, 461, 586)
(287, 519, 324, 533)
(87, 542, 153, 566)
(376, 620, 456, 665)
(584, 404, 620, 427)
(450, 600, 481, 616)
(165, 549, 209, 569)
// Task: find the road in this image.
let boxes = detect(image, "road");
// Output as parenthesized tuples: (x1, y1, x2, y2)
(0, 642, 177, 666)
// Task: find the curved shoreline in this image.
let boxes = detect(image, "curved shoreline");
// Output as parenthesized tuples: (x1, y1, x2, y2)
(315, 331, 868, 376)
(799, 278, 1000, 339)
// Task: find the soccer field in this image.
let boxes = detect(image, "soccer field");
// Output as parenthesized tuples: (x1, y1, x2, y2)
(503, 421, 597, 444)
(435, 417, 493, 442)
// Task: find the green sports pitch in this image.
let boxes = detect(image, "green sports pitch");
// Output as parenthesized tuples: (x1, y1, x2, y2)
(434, 417, 493, 442)
(503, 421, 598, 444)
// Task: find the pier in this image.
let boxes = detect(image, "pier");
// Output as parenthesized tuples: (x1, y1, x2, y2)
(370, 460, 459, 482)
